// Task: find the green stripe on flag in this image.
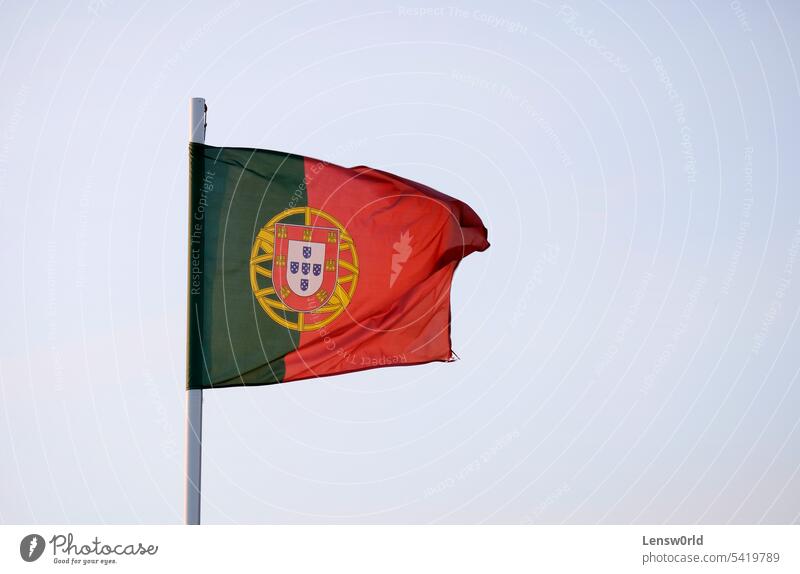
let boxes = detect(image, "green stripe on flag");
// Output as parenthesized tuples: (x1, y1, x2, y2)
(187, 144, 307, 389)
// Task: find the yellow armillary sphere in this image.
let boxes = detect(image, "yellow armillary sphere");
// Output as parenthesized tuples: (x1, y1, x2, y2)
(249, 207, 359, 332)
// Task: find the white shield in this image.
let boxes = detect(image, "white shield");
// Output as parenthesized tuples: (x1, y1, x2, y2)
(286, 240, 326, 296)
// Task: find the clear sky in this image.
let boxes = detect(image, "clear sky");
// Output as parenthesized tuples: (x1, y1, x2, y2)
(1, 0, 799, 524)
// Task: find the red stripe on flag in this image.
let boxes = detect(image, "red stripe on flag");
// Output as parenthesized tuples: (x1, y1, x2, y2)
(281, 158, 488, 382)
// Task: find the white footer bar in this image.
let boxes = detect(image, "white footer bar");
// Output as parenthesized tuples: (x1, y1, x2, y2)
(1, 525, 797, 573)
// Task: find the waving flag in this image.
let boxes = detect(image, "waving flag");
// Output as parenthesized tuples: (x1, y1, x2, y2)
(187, 143, 489, 388)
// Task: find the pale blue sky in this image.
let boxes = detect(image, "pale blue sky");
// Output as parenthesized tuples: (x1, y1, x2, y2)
(1, 0, 799, 523)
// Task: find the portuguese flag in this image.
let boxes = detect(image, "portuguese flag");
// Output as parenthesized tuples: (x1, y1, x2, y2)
(188, 143, 489, 389)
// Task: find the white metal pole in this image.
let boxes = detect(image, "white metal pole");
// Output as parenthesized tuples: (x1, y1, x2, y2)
(186, 97, 206, 525)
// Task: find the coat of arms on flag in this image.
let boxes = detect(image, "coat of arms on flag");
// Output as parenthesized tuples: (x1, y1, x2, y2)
(249, 207, 359, 333)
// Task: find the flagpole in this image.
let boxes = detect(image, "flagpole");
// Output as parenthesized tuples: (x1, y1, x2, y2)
(185, 97, 206, 525)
